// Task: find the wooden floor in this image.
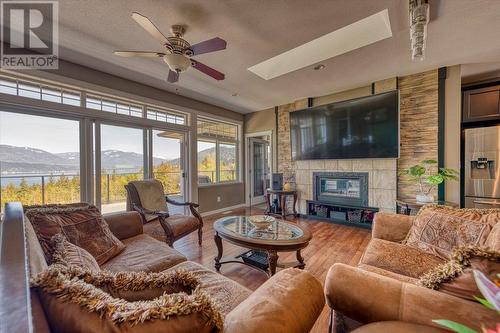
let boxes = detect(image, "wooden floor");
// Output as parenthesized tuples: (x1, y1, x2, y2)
(173, 206, 371, 333)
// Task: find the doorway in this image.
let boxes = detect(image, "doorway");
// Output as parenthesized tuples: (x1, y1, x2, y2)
(95, 123, 188, 214)
(152, 129, 187, 214)
(246, 132, 272, 206)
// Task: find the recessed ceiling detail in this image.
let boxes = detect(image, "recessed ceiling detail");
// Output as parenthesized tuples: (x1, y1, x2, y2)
(247, 9, 393, 80)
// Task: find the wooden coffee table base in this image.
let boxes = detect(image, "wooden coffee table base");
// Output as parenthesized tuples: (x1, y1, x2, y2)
(214, 232, 306, 277)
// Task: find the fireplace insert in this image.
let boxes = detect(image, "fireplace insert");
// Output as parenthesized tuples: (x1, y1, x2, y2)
(313, 172, 368, 207)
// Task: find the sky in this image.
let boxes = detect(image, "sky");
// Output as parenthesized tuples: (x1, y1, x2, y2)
(1, 111, 182, 160)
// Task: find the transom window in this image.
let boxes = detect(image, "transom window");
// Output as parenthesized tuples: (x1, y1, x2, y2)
(0, 74, 189, 126)
(86, 95, 143, 118)
(147, 107, 186, 125)
(197, 119, 238, 141)
(0, 76, 81, 107)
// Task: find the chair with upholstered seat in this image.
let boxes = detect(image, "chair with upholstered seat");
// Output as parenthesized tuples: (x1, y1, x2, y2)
(125, 179, 203, 247)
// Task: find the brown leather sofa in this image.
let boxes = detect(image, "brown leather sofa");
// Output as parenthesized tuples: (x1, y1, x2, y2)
(324, 212, 497, 333)
(0, 202, 325, 333)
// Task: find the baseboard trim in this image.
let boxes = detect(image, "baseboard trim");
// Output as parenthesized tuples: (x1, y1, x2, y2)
(200, 203, 246, 217)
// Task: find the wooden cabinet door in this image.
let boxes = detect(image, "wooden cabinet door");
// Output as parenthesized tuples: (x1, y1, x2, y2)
(463, 86, 500, 122)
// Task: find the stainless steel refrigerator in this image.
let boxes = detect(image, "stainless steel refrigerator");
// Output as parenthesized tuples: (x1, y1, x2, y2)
(464, 125, 500, 208)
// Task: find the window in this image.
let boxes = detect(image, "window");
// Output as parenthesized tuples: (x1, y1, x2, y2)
(197, 118, 239, 184)
(0, 77, 81, 106)
(220, 143, 237, 181)
(86, 95, 142, 118)
(147, 107, 186, 125)
(152, 130, 183, 196)
(0, 111, 81, 211)
(197, 119, 238, 141)
(99, 124, 145, 214)
(197, 141, 216, 183)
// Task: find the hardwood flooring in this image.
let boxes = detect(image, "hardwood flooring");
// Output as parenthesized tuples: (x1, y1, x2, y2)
(173, 206, 371, 333)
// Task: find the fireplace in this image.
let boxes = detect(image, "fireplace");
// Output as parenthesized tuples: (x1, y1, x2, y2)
(313, 172, 369, 207)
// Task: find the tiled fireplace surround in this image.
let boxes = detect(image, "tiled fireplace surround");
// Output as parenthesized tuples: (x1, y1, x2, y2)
(295, 159, 397, 214)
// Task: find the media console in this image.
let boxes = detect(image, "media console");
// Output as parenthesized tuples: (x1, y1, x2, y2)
(305, 200, 378, 229)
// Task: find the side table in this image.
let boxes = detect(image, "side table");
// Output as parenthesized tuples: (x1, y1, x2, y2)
(396, 198, 459, 215)
(265, 188, 298, 219)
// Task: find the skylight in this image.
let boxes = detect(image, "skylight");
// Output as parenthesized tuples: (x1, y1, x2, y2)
(247, 9, 392, 80)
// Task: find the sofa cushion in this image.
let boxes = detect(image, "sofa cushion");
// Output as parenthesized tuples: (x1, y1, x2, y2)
(26, 203, 125, 265)
(418, 245, 500, 301)
(31, 264, 222, 333)
(101, 234, 186, 272)
(50, 234, 100, 271)
(360, 238, 444, 278)
(357, 264, 419, 284)
(142, 219, 168, 243)
(404, 205, 499, 259)
(25, 218, 48, 277)
(164, 261, 252, 317)
(167, 214, 201, 237)
(352, 321, 447, 333)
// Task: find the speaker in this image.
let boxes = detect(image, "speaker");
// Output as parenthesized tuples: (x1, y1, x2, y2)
(271, 173, 283, 190)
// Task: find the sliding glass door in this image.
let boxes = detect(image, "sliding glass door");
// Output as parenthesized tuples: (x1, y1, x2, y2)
(97, 124, 145, 213)
(152, 129, 186, 214)
(0, 111, 81, 211)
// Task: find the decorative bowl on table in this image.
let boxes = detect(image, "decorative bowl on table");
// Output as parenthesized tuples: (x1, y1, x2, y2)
(248, 215, 275, 230)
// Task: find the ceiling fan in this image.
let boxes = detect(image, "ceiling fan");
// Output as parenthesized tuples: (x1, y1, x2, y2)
(114, 12, 226, 83)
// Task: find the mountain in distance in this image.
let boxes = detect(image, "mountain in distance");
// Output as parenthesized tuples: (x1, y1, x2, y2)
(165, 144, 235, 167)
(0, 144, 234, 174)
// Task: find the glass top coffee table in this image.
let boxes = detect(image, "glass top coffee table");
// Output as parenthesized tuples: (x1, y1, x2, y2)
(213, 216, 312, 276)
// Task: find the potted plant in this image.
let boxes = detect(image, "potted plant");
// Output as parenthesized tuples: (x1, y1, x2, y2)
(400, 160, 459, 203)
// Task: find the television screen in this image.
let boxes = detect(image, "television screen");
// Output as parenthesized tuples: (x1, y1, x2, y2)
(290, 91, 399, 160)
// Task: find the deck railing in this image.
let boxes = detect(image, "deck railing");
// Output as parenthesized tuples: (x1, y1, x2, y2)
(0, 171, 182, 208)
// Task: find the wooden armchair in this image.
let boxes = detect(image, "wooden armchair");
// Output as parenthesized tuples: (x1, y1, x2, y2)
(125, 179, 203, 247)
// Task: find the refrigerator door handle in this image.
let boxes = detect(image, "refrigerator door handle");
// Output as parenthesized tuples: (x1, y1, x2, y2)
(473, 199, 500, 206)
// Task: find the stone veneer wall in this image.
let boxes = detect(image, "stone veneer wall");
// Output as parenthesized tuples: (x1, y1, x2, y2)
(398, 70, 439, 200)
(276, 70, 439, 213)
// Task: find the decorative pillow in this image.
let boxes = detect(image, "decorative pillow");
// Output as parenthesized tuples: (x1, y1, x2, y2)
(50, 234, 100, 271)
(404, 205, 499, 259)
(30, 264, 223, 333)
(418, 245, 500, 301)
(26, 203, 125, 265)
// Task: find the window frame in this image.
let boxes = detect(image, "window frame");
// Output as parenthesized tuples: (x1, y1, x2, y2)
(196, 117, 241, 186)
(0, 71, 243, 208)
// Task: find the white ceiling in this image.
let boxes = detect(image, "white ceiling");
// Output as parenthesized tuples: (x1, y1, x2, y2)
(52, 0, 500, 113)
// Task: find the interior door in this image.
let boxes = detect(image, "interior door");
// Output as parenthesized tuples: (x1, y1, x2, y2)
(249, 138, 269, 205)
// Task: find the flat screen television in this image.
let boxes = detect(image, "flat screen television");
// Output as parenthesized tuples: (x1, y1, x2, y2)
(290, 90, 399, 160)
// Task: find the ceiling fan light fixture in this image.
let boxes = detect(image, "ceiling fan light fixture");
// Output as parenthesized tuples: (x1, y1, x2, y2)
(163, 53, 191, 73)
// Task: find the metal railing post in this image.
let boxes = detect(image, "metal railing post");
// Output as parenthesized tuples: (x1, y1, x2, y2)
(106, 174, 110, 204)
(41, 175, 45, 204)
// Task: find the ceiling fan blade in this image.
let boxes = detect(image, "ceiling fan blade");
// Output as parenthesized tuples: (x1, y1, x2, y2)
(131, 12, 170, 45)
(191, 60, 225, 80)
(191, 37, 227, 55)
(114, 51, 165, 58)
(167, 70, 179, 83)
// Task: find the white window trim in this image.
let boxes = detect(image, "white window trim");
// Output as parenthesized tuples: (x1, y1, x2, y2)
(196, 117, 242, 186)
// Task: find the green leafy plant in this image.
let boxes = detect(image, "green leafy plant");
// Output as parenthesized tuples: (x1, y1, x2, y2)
(400, 159, 459, 196)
